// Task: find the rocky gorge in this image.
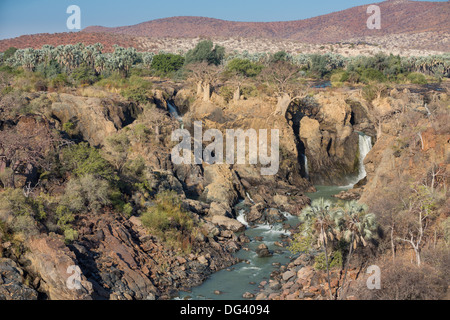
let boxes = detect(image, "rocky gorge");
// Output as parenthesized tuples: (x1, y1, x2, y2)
(0, 72, 448, 300)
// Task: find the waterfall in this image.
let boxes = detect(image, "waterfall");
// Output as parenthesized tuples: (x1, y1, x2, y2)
(304, 154, 309, 178)
(236, 209, 249, 228)
(168, 102, 183, 124)
(352, 133, 372, 186)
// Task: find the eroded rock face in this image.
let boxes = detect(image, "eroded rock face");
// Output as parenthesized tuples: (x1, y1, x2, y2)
(24, 234, 93, 300)
(0, 258, 38, 300)
(295, 92, 361, 185)
(49, 93, 141, 146)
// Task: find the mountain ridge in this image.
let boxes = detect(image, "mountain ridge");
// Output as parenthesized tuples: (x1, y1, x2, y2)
(0, 1, 448, 53)
(81, 1, 450, 42)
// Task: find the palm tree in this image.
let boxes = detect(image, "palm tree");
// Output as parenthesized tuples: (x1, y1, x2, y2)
(299, 198, 342, 299)
(336, 201, 377, 299)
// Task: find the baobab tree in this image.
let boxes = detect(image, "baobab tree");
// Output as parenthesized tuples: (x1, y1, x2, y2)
(186, 62, 223, 102)
(259, 61, 308, 116)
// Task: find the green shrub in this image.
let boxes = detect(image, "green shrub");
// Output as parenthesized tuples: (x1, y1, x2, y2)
(151, 53, 185, 75)
(240, 85, 258, 99)
(61, 142, 116, 181)
(62, 121, 76, 133)
(55, 205, 75, 230)
(3, 47, 18, 60)
(62, 174, 112, 213)
(362, 85, 378, 102)
(0, 189, 43, 237)
(185, 40, 225, 66)
(407, 72, 428, 85)
(218, 85, 234, 102)
(271, 51, 289, 63)
(141, 191, 196, 251)
(314, 251, 343, 271)
(360, 68, 387, 83)
(49, 73, 69, 89)
(71, 64, 98, 85)
(64, 228, 79, 243)
(35, 60, 63, 79)
(330, 70, 349, 84)
(226, 58, 263, 77)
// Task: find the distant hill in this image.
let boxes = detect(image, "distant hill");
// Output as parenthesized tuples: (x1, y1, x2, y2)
(0, 0, 448, 52)
(82, 1, 449, 43)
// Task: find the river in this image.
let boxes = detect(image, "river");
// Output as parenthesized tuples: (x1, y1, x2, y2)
(176, 185, 351, 300)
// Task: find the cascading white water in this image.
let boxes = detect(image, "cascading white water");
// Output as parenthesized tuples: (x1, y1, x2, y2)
(304, 155, 309, 178)
(351, 133, 372, 186)
(237, 208, 249, 228)
(167, 102, 183, 123)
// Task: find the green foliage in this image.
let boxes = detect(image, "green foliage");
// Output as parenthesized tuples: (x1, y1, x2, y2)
(362, 85, 378, 102)
(62, 121, 75, 134)
(0, 189, 43, 237)
(119, 75, 152, 104)
(151, 53, 185, 75)
(132, 124, 151, 143)
(55, 205, 75, 230)
(3, 47, 18, 60)
(108, 46, 139, 77)
(62, 174, 112, 213)
(71, 64, 99, 85)
(226, 58, 263, 77)
(271, 51, 289, 63)
(314, 251, 343, 270)
(35, 60, 63, 79)
(61, 142, 116, 181)
(218, 85, 234, 102)
(240, 85, 258, 99)
(185, 40, 225, 66)
(122, 203, 134, 218)
(360, 68, 387, 83)
(104, 131, 130, 173)
(407, 72, 428, 85)
(63, 228, 79, 243)
(141, 190, 196, 252)
(49, 73, 69, 89)
(330, 70, 349, 86)
(289, 223, 314, 255)
(309, 54, 330, 78)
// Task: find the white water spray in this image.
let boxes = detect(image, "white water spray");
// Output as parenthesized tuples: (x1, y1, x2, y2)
(351, 133, 372, 186)
(304, 155, 309, 178)
(237, 209, 249, 228)
(168, 102, 184, 128)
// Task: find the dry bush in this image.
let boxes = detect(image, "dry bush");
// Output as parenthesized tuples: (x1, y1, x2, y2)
(351, 256, 448, 300)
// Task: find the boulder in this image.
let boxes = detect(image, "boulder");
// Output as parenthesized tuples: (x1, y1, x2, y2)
(208, 216, 245, 233)
(209, 202, 233, 218)
(243, 292, 255, 299)
(282, 270, 296, 282)
(255, 244, 273, 258)
(247, 203, 265, 223)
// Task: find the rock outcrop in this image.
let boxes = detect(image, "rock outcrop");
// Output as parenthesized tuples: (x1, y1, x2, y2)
(0, 258, 38, 300)
(24, 233, 93, 300)
(49, 93, 141, 146)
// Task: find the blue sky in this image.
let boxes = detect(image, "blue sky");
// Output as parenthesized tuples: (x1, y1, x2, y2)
(0, 0, 446, 40)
